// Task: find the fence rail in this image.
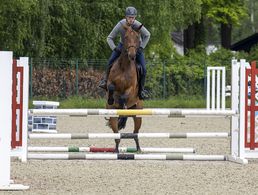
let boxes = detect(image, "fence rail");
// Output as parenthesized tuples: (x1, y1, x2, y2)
(29, 58, 231, 99)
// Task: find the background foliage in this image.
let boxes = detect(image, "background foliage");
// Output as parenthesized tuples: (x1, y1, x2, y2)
(0, 0, 204, 59)
(0, 0, 257, 99)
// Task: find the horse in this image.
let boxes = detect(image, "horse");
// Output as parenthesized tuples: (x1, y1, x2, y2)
(106, 25, 143, 153)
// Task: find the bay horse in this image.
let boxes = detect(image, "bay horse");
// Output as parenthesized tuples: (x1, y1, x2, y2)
(106, 25, 143, 153)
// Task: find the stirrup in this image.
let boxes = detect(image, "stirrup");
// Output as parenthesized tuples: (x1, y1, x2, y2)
(98, 79, 107, 90)
(139, 89, 149, 100)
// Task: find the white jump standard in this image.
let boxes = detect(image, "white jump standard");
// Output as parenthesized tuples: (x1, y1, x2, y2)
(206, 66, 226, 110)
(27, 59, 255, 164)
(4, 49, 258, 192)
(0, 52, 29, 190)
(5, 57, 258, 165)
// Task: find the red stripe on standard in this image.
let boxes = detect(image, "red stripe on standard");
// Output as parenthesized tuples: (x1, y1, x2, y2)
(250, 61, 256, 149)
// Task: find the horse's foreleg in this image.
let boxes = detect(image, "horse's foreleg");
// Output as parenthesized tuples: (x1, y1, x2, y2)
(133, 101, 143, 152)
(133, 116, 142, 152)
(107, 83, 115, 105)
(109, 117, 120, 153)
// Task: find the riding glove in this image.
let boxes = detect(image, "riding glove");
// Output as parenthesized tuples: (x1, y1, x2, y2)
(114, 47, 121, 53)
(137, 47, 144, 53)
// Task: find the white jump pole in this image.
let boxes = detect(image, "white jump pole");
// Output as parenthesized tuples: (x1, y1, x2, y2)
(0, 51, 29, 190)
(28, 132, 230, 139)
(28, 153, 227, 161)
(28, 146, 196, 153)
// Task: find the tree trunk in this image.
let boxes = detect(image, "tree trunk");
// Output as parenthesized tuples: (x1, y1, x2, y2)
(221, 23, 232, 49)
(183, 24, 195, 54)
(183, 17, 205, 54)
(194, 17, 205, 47)
(250, 0, 255, 33)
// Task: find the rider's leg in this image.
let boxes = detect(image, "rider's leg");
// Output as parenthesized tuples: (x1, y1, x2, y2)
(136, 49, 148, 99)
(98, 43, 123, 89)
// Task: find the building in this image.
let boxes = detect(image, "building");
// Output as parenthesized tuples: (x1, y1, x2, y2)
(231, 33, 258, 52)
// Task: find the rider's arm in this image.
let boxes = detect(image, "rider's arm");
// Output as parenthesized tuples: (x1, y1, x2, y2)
(139, 26, 151, 49)
(107, 22, 121, 51)
(133, 20, 151, 49)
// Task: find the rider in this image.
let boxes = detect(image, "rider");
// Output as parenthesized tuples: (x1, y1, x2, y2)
(98, 6, 151, 100)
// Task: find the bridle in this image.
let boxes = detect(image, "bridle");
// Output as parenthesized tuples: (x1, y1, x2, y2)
(125, 45, 138, 53)
(123, 28, 139, 55)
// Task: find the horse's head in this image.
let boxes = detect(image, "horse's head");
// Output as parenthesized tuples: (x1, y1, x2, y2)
(123, 25, 140, 61)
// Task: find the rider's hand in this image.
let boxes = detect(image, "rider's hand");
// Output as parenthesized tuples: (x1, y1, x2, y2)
(114, 47, 121, 53)
(137, 47, 144, 53)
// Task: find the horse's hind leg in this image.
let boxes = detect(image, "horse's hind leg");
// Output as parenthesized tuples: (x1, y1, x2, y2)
(109, 117, 120, 153)
(133, 116, 142, 152)
(107, 83, 115, 105)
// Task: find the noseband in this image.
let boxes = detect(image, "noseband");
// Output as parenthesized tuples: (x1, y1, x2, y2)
(125, 45, 138, 53)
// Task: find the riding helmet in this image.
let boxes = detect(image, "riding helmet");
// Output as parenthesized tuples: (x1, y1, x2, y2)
(125, 6, 137, 17)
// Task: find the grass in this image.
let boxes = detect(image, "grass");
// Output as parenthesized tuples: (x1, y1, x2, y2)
(144, 96, 206, 108)
(29, 95, 231, 109)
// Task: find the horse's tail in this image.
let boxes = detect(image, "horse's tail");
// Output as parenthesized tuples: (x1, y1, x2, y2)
(118, 116, 128, 130)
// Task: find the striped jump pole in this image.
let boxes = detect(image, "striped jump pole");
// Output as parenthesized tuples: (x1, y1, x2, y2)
(29, 108, 237, 117)
(28, 153, 227, 161)
(28, 132, 230, 139)
(28, 146, 196, 153)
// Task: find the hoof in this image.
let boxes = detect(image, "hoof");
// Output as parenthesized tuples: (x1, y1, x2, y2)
(136, 147, 142, 153)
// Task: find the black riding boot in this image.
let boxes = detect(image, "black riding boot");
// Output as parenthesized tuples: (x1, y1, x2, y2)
(98, 64, 112, 90)
(138, 75, 149, 100)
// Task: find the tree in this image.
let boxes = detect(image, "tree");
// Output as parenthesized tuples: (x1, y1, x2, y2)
(0, 0, 203, 59)
(232, 0, 258, 44)
(134, 0, 202, 59)
(183, 0, 248, 53)
(205, 0, 247, 49)
(0, 0, 37, 57)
